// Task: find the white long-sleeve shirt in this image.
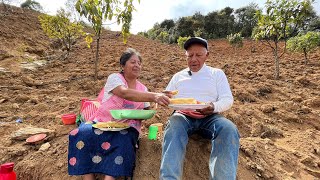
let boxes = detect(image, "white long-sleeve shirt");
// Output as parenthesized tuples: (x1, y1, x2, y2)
(165, 64, 233, 113)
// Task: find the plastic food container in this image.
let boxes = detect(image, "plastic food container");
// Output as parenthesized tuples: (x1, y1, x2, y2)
(110, 110, 156, 120)
(61, 113, 77, 125)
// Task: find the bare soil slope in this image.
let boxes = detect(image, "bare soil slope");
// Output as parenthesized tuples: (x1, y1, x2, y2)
(1, 4, 320, 180)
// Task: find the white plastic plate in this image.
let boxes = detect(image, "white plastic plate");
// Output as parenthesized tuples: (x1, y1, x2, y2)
(168, 104, 209, 110)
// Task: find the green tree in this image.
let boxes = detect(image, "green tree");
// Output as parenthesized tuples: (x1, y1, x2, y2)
(175, 17, 195, 38)
(234, 3, 260, 37)
(38, 9, 85, 55)
(293, 4, 317, 34)
(307, 16, 320, 31)
(76, 0, 139, 80)
(191, 12, 205, 31)
(252, 0, 314, 79)
(218, 7, 235, 37)
(204, 7, 236, 38)
(204, 11, 219, 38)
(190, 12, 206, 38)
(167, 27, 179, 44)
(20, 0, 43, 12)
(160, 19, 175, 30)
(287, 31, 320, 64)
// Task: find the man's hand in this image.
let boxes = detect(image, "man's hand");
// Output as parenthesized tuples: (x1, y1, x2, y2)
(196, 102, 215, 115)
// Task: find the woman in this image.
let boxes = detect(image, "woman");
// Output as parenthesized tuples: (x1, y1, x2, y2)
(68, 48, 170, 180)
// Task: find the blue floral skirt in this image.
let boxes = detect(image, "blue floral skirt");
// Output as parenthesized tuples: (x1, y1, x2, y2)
(68, 123, 139, 177)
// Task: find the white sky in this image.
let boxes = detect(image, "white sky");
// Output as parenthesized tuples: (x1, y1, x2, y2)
(10, 0, 320, 34)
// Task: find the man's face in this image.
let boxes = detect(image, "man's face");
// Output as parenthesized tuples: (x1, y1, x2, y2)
(185, 44, 208, 72)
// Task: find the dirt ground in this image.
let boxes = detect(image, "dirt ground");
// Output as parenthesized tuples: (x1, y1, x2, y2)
(1, 4, 320, 180)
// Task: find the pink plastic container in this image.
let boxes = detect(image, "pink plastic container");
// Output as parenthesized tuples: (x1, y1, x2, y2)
(0, 162, 16, 180)
(61, 113, 76, 125)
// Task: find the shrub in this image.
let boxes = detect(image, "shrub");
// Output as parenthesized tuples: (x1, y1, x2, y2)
(287, 31, 320, 64)
(177, 36, 190, 49)
(156, 31, 169, 43)
(227, 32, 243, 48)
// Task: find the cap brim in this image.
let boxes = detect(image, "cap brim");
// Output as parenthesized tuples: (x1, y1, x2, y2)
(184, 38, 208, 50)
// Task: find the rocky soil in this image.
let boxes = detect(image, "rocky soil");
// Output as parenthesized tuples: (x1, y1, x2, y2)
(0, 4, 320, 180)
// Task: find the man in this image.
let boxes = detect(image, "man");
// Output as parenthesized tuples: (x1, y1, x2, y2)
(160, 37, 240, 180)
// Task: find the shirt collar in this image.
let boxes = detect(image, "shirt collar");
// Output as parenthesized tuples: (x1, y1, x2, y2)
(189, 64, 207, 75)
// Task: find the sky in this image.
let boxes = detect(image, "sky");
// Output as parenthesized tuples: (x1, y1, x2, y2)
(10, 0, 320, 34)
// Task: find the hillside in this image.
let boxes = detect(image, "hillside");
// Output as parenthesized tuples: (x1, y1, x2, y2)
(0, 4, 320, 180)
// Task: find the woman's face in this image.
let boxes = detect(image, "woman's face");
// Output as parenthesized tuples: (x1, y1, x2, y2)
(123, 54, 141, 78)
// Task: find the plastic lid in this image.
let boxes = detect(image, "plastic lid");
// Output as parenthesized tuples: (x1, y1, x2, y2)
(26, 133, 47, 143)
(0, 162, 14, 173)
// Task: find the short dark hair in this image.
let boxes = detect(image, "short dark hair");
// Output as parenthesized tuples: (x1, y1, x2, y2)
(119, 48, 142, 66)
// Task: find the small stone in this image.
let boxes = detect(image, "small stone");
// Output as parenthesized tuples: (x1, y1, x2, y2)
(39, 142, 51, 151)
(260, 104, 275, 113)
(12, 103, 19, 109)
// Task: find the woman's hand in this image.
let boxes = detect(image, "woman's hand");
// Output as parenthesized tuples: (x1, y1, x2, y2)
(154, 93, 170, 106)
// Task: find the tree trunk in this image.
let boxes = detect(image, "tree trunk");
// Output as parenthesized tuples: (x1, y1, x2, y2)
(303, 48, 308, 65)
(273, 45, 280, 79)
(94, 37, 100, 81)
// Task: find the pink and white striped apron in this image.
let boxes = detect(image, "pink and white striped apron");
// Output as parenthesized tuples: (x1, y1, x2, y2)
(89, 73, 146, 133)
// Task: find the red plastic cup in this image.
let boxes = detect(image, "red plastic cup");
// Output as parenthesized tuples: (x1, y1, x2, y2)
(0, 162, 17, 180)
(61, 113, 76, 125)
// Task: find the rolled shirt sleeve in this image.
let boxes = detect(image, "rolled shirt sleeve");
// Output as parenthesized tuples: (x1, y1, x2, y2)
(212, 70, 233, 113)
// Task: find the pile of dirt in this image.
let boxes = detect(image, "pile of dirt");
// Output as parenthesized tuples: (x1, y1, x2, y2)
(0, 4, 320, 180)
